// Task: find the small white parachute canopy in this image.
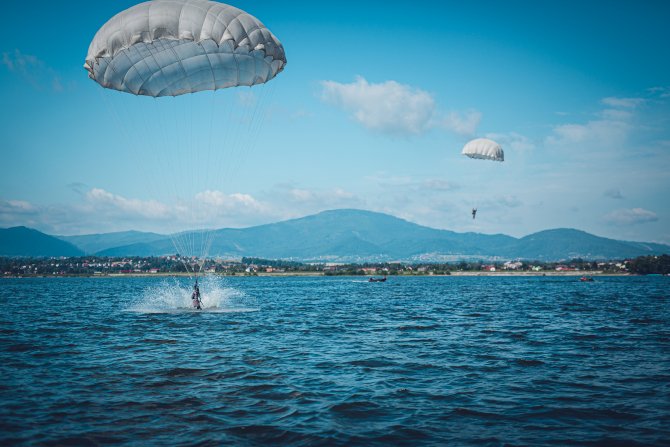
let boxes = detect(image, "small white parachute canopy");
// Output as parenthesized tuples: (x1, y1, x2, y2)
(85, 0, 286, 97)
(461, 138, 504, 162)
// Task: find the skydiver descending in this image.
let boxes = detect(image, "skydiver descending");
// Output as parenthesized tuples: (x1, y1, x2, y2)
(472, 208, 477, 220)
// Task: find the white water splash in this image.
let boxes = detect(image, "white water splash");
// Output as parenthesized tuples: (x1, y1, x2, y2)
(128, 276, 258, 314)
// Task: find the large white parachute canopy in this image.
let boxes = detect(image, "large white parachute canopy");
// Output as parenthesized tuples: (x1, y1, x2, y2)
(85, 0, 286, 97)
(83, 0, 286, 274)
(461, 138, 504, 162)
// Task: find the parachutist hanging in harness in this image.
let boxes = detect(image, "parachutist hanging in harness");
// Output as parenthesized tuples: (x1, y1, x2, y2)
(461, 138, 504, 223)
(86, 1, 286, 274)
(192, 280, 202, 310)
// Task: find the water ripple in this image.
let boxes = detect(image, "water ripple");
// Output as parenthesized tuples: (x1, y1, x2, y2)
(1, 275, 669, 445)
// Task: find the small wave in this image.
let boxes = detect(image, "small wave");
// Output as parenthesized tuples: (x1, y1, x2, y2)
(628, 317, 661, 324)
(141, 339, 177, 344)
(526, 407, 640, 421)
(452, 407, 505, 419)
(330, 400, 383, 418)
(43, 435, 127, 446)
(514, 359, 545, 367)
(162, 367, 207, 378)
(4, 343, 37, 353)
(398, 324, 439, 331)
(348, 358, 395, 368)
(571, 333, 598, 340)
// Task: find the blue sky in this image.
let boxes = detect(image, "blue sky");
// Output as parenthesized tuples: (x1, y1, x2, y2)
(1, 0, 669, 243)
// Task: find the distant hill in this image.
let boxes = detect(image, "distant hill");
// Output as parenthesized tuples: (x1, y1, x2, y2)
(0, 227, 84, 257)
(498, 229, 668, 261)
(65, 209, 670, 262)
(60, 230, 164, 254)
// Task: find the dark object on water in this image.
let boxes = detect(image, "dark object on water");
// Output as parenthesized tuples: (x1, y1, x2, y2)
(192, 281, 202, 309)
(580, 276, 594, 282)
(369, 277, 387, 283)
(472, 208, 477, 219)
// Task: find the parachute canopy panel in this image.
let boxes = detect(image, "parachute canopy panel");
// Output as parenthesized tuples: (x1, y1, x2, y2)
(461, 138, 504, 162)
(85, 0, 286, 97)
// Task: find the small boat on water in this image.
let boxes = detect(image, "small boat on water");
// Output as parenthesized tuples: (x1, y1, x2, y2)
(369, 276, 387, 283)
(580, 276, 594, 282)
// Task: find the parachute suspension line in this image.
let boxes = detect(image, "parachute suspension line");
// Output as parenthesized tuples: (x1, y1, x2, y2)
(228, 86, 264, 177)
(170, 93, 194, 268)
(202, 89, 239, 264)
(198, 82, 277, 263)
(139, 42, 195, 271)
(99, 87, 195, 278)
(206, 86, 256, 263)
(87, 0, 287, 281)
(200, 90, 219, 265)
(230, 84, 271, 179)
(244, 81, 278, 171)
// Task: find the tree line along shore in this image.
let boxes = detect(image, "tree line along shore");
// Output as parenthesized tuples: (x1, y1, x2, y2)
(1, 255, 669, 277)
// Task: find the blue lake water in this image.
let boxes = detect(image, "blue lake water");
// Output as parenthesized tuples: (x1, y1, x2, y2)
(1, 275, 669, 446)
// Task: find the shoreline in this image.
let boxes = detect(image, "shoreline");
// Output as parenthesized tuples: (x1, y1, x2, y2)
(1, 271, 637, 279)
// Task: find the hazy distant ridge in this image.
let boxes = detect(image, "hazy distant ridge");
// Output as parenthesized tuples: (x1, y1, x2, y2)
(2, 210, 668, 261)
(0, 226, 84, 257)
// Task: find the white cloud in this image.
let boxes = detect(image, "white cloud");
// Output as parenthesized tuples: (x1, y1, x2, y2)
(320, 76, 484, 137)
(604, 208, 658, 225)
(600, 108, 633, 121)
(0, 199, 37, 215)
(440, 110, 482, 136)
(420, 179, 459, 192)
(195, 190, 264, 212)
(320, 76, 436, 135)
(366, 173, 459, 192)
(485, 131, 535, 152)
(601, 97, 645, 108)
(86, 188, 171, 219)
(546, 114, 631, 146)
(648, 86, 670, 99)
(2, 186, 365, 234)
(1, 49, 63, 92)
(545, 95, 647, 148)
(275, 184, 361, 207)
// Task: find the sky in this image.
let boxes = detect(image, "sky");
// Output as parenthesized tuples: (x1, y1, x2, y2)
(1, 0, 669, 243)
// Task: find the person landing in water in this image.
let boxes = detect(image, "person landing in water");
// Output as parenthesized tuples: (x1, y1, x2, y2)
(472, 208, 477, 220)
(191, 282, 202, 310)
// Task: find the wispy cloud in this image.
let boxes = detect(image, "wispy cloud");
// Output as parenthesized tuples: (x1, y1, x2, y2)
(272, 184, 363, 209)
(1, 49, 63, 92)
(320, 76, 436, 135)
(601, 97, 645, 108)
(485, 131, 535, 153)
(1, 187, 282, 234)
(440, 110, 482, 136)
(604, 208, 658, 225)
(648, 86, 670, 99)
(546, 97, 635, 147)
(195, 190, 265, 212)
(366, 173, 460, 193)
(0, 199, 37, 216)
(86, 188, 171, 220)
(420, 179, 460, 192)
(319, 76, 480, 137)
(0, 199, 42, 230)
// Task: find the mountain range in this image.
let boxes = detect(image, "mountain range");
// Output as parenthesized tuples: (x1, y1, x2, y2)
(1, 209, 668, 261)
